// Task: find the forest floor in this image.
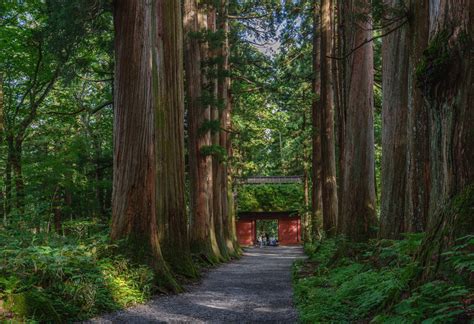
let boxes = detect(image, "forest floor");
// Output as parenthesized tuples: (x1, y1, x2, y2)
(88, 246, 305, 323)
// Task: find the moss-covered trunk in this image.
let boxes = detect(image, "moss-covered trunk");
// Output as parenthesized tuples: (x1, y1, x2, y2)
(415, 0, 473, 279)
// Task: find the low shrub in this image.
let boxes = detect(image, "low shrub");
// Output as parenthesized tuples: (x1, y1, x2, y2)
(0, 221, 156, 322)
(293, 235, 473, 323)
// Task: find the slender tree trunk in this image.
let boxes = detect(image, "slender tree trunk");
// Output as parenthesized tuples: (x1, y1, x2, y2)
(209, 6, 229, 260)
(335, 0, 346, 231)
(184, 0, 221, 263)
(0, 73, 4, 223)
(405, 0, 430, 233)
(111, 0, 177, 290)
(52, 187, 62, 234)
(5, 135, 12, 218)
(154, 0, 197, 278)
(311, 0, 323, 241)
(11, 140, 24, 213)
(218, 0, 238, 255)
(379, 0, 409, 239)
(339, 0, 377, 241)
(416, 0, 473, 279)
(320, 0, 338, 236)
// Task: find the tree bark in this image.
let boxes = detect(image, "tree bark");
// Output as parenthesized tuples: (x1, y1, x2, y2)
(218, 0, 238, 255)
(153, 0, 197, 278)
(0, 74, 3, 223)
(111, 0, 177, 290)
(311, 0, 323, 241)
(379, 0, 409, 239)
(184, 0, 221, 263)
(209, 6, 229, 260)
(416, 0, 473, 279)
(320, 0, 338, 236)
(404, 0, 431, 233)
(339, 0, 377, 241)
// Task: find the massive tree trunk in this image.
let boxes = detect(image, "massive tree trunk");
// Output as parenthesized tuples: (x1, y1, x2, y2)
(339, 0, 377, 241)
(111, 0, 177, 290)
(311, 0, 323, 240)
(416, 0, 473, 279)
(154, 0, 197, 278)
(405, 0, 430, 233)
(319, 0, 338, 236)
(184, 0, 221, 263)
(379, 0, 409, 239)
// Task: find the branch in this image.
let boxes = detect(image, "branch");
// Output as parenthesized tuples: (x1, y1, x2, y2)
(328, 19, 408, 61)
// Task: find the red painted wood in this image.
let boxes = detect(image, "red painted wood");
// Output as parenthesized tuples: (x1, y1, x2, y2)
(278, 218, 301, 245)
(237, 220, 255, 246)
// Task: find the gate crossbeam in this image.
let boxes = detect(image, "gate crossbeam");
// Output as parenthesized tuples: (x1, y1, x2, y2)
(237, 176, 302, 185)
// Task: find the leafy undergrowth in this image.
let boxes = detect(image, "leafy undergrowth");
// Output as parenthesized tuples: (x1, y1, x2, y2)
(0, 221, 158, 322)
(293, 235, 474, 323)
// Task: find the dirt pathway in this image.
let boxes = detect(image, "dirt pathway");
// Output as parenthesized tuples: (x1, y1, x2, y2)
(90, 246, 304, 323)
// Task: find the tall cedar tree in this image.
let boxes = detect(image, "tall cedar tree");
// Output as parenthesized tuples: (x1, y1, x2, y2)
(111, 0, 177, 290)
(319, 0, 338, 235)
(338, 0, 377, 241)
(154, 0, 197, 278)
(311, 0, 323, 240)
(379, 0, 409, 238)
(209, 6, 230, 260)
(405, 0, 430, 233)
(218, 0, 239, 255)
(184, 0, 221, 263)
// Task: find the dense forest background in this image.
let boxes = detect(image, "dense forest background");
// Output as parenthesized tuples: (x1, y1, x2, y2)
(0, 0, 472, 322)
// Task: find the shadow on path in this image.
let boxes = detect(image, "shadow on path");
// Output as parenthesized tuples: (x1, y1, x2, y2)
(88, 246, 305, 323)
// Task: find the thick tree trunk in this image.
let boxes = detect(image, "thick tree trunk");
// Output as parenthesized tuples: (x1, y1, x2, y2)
(184, 0, 221, 263)
(111, 0, 176, 290)
(339, 0, 377, 241)
(379, 0, 409, 239)
(405, 0, 430, 233)
(311, 0, 323, 241)
(320, 0, 338, 236)
(154, 0, 197, 278)
(416, 0, 473, 279)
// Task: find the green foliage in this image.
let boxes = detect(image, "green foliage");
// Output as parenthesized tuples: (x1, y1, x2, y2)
(237, 183, 303, 212)
(200, 144, 227, 162)
(294, 236, 473, 323)
(0, 223, 155, 322)
(416, 31, 452, 97)
(199, 119, 221, 135)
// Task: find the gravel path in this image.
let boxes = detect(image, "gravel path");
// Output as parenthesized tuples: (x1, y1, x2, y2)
(89, 246, 304, 323)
